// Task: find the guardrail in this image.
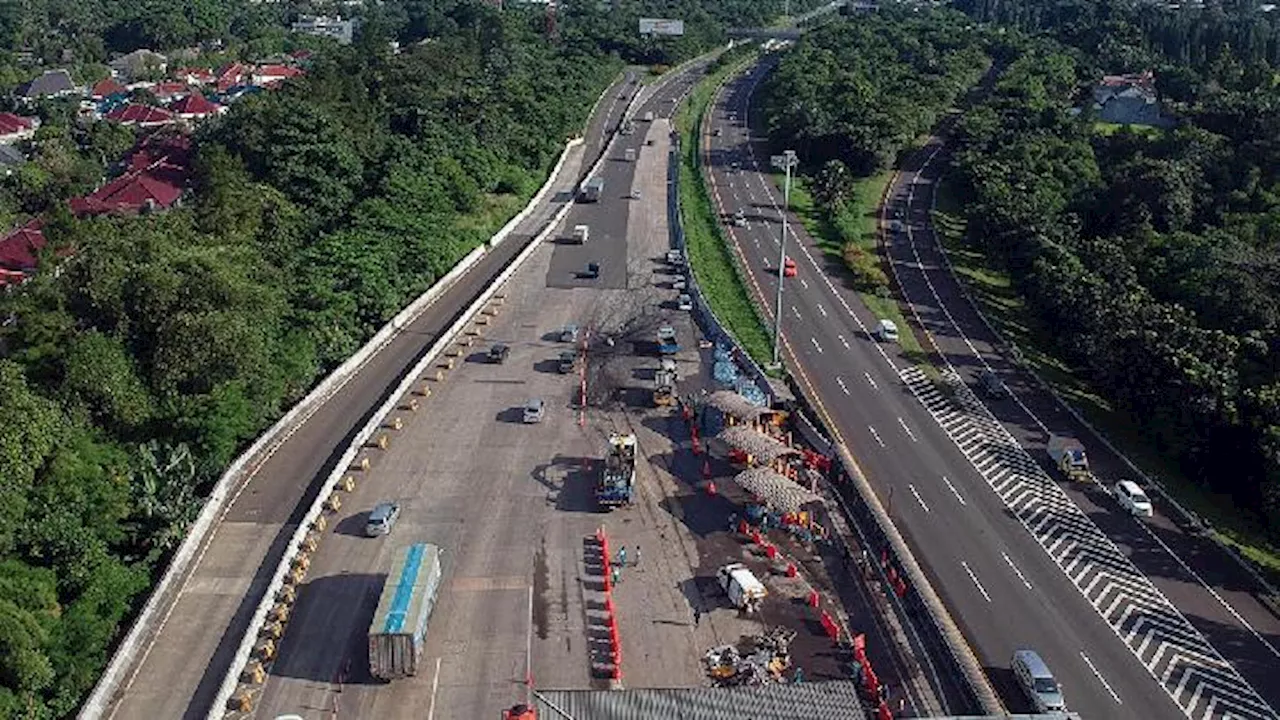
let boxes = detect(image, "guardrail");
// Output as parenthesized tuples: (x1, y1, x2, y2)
(207, 62, 690, 718)
(677, 58, 1003, 715)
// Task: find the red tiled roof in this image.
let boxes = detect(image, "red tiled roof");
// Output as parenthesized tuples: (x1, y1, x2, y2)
(106, 103, 176, 125)
(0, 268, 27, 286)
(255, 64, 303, 79)
(0, 219, 46, 271)
(169, 93, 221, 117)
(0, 112, 34, 135)
(149, 81, 191, 99)
(70, 171, 183, 217)
(174, 67, 216, 83)
(91, 78, 128, 98)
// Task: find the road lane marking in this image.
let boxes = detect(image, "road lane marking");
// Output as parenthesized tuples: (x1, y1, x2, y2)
(868, 426, 885, 447)
(816, 303, 827, 317)
(810, 336, 823, 354)
(836, 376, 850, 395)
(897, 417, 917, 442)
(909, 484, 931, 513)
(791, 305, 802, 321)
(1001, 552, 1032, 590)
(800, 278, 810, 290)
(942, 476, 966, 506)
(960, 561, 992, 602)
(1080, 651, 1123, 705)
(839, 334, 850, 349)
(864, 372, 878, 390)
(426, 656, 443, 720)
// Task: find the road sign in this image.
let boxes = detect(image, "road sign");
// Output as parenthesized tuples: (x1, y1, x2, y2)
(771, 152, 798, 169)
(639, 18, 685, 36)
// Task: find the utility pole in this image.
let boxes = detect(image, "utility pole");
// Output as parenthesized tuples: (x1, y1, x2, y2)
(770, 150, 798, 368)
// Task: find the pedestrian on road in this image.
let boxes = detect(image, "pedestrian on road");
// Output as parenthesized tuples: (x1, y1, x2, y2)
(611, 566, 621, 586)
(693, 606, 702, 626)
(617, 546, 627, 566)
(634, 545, 641, 567)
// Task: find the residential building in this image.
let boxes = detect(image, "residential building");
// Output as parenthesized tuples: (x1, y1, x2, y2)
(215, 63, 249, 92)
(110, 49, 168, 81)
(90, 77, 128, 100)
(1092, 70, 1172, 128)
(169, 93, 225, 121)
(16, 69, 77, 100)
(0, 113, 39, 143)
(0, 144, 27, 176)
(0, 219, 47, 285)
(148, 81, 193, 102)
(252, 64, 305, 87)
(105, 103, 176, 128)
(292, 15, 358, 45)
(173, 67, 216, 86)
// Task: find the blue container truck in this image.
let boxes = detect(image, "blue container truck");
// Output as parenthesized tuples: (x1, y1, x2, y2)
(368, 543, 443, 680)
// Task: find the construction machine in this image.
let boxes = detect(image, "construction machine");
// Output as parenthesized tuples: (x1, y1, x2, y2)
(596, 433, 637, 508)
(1047, 434, 1091, 482)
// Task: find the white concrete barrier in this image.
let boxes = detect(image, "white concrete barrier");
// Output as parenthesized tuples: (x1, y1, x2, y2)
(79, 138, 581, 720)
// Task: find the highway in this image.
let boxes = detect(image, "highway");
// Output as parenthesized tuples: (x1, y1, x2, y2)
(100, 68, 646, 720)
(248, 61, 723, 719)
(702, 55, 1280, 720)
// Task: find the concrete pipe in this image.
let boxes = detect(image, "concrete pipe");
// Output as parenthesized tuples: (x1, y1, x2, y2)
(357, 457, 370, 471)
(340, 475, 356, 492)
(404, 397, 420, 412)
(326, 493, 343, 511)
(388, 417, 403, 430)
(415, 382, 431, 397)
(312, 515, 327, 533)
(433, 369, 444, 382)
(376, 434, 389, 449)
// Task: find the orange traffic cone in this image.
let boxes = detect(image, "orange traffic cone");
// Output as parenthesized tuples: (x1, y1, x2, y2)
(701, 459, 711, 479)
(706, 481, 717, 496)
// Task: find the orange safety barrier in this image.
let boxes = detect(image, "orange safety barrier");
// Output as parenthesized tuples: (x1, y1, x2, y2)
(764, 544, 777, 559)
(808, 589, 820, 607)
(786, 563, 797, 578)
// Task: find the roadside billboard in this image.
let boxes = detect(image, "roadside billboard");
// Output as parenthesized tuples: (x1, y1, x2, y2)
(639, 18, 685, 36)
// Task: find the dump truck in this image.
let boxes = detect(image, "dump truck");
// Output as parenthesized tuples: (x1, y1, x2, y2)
(1047, 434, 1091, 482)
(596, 432, 637, 508)
(580, 176, 605, 203)
(717, 563, 766, 613)
(657, 326, 679, 355)
(653, 368, 677, 406)
(369, 543, 443, 680)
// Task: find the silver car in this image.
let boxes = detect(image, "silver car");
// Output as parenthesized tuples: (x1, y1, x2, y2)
(365, 502, 401, 537)
(522, 398, 545, 424)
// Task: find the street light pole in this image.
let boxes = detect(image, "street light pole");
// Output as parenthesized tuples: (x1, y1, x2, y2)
(770, 149, 797, 367)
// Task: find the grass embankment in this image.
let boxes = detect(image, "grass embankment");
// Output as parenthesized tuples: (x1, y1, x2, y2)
(779, 169, 927, 362)
(931, 182, 1280, 583)
(675, 56, 776, 367)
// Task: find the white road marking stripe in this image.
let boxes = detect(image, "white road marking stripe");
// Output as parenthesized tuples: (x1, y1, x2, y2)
(839, 334, 850, 349)
(1002, 552, 1032, 590)
(942, 476, 966, 506)
(791, 305, 802, 321)
(1080, 651, 1124, 705)
(836, 376, 850, 395)
(869, 426, 885, 448)
(816, 303, 827, 317)
(909, 484, 931, 513)
(810, 337, 823, 354)
(864, 372, 877, 390)
(426, 656, 443, 720)
(897, 417, 917, 442)
(961, 561, 992, 603)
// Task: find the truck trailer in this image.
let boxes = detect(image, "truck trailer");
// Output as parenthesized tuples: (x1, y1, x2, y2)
(1047, 434, 1091, 482)
(368, 543, 443, 680)
(597, 433, 637, 508)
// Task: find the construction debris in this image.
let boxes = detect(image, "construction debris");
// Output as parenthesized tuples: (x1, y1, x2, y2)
(703, 627, 797, 687)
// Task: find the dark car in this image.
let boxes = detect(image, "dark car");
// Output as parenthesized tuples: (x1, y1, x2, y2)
(583, 262, 600, 279)
(978, 369, 1008, 398)
(488, 343, 511, 364)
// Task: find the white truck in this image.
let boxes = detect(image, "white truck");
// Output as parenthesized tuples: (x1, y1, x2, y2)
(717, 563, 766, 614)
(624, 148, 636, 162)
(572, 224, 589, 244)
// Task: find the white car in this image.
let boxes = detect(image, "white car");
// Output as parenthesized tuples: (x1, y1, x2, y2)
(874, 319, 899, 343)
(677, 294, 693, 311)
(1114, 480, 1154, 517)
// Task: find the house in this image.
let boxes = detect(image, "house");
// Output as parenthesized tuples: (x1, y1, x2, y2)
(0, 218, 47, 283)
(1092, 71, 1172, 128)
(0, 113, 39, 143)
(69, 170, 183, 217)
(292, 15, 358, 45)
(106, 103, 176, 128)
(252, 64, 304, 87)
(0, 144, 27, 176)
(148, 81, 192, 102)
(215, 63, 249, 92)
(110, 49, 168, 81)
(173, 67, 216, 86)
(169, 93, 224, 120)
(16, 69, 77, 100)
(90, 77, 129, 100)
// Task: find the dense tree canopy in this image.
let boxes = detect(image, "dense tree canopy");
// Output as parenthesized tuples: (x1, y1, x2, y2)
(0, 1, 812, 716)
(947, 4, 1280, 533)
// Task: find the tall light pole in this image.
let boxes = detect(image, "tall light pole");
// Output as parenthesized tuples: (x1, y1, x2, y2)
(770, 149, 798, 367)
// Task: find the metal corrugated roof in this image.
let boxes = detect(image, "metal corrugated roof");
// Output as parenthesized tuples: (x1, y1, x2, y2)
(733, 467, 822, 513)
(533, 681, 867, 719)
(717, 425, 801, 463)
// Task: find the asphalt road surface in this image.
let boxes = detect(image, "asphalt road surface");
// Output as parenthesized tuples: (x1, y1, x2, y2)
(702, 55, 1280, 720)
(101, 71, 645, 720)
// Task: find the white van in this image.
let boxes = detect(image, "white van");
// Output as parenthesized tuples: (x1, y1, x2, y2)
(572, 224, 589, 244)
(1011, 649, 1066, 713)
(874, 319, 899, 343)
(1114, 480, 1154, 517)
(716, 563, 766, 613)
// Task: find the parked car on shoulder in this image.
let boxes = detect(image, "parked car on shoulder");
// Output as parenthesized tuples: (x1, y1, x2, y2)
(522, 398, 546, 424)
(487, 343, 510, 364)
(559, 324, 579, 343)
(874, 319, 899, 343)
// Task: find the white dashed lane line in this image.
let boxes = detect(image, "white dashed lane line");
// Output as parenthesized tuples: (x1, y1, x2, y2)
(961, 561, 992, 603)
